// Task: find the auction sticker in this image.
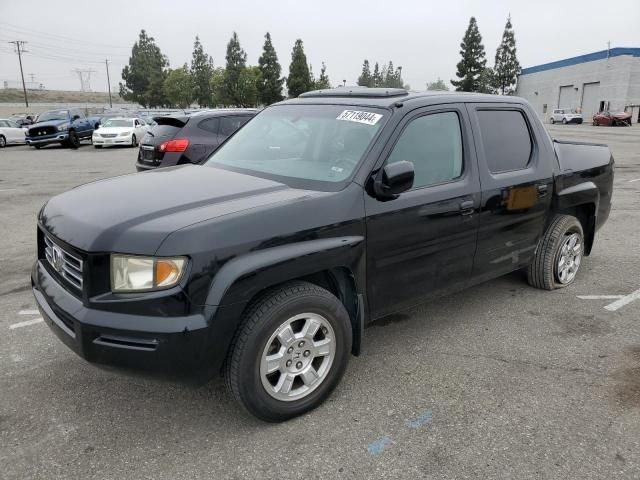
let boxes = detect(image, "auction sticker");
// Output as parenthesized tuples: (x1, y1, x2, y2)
(336, 110, 382, 125)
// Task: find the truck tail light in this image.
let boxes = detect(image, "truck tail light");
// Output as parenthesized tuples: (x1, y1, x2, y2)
(159, 138, 189, 153)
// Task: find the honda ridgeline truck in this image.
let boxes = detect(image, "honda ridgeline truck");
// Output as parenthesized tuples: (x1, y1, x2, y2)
(32, 88, 613, 421)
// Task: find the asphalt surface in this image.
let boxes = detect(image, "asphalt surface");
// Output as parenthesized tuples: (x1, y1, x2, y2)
(1, 125, 639, 479)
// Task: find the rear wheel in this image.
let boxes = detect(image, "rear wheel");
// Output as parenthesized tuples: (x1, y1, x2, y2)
(0, 135, 5, 148)
(593, 119, 599, 126)
(225, 281, 352, 422)
(33, 144, 41, 149)
(94, 145, 102, 149)
(527, 215, 584, 290)
(131, 134, 137, 147)
(562, 118, 568, 125)
(550, 118, 555, 124)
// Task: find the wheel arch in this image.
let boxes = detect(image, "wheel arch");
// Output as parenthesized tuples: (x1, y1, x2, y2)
(206, 237, 367, 360)
(553, 182, 599, 255)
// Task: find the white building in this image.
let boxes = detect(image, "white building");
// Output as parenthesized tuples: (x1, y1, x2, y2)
(516, 48, 640, 123)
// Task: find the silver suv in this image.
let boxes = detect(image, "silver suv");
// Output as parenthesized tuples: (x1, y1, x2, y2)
(550, 109, 583, 125)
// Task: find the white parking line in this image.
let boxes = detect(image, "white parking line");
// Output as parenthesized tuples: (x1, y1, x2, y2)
(604, 288, 640, 312)
(9, 318, 44, 329)
(19, 309, 40, 315)
(576, 295, 624, 300)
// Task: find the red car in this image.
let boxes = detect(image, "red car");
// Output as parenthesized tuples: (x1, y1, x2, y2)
(592, 111, 632, 126)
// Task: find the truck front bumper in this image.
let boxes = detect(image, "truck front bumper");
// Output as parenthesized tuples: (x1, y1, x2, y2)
(31, 260, 216, 378)
(26, 132, 69, 145)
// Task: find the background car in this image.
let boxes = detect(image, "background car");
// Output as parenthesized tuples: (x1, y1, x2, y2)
(0, 118, 28, 147)
(592, 111, 632, 126)
(550, 108, 583, 124)
(92, 117, 149, 148)
(136, 109, 256, 171)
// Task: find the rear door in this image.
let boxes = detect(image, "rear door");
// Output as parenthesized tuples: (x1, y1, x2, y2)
(466, 103, 553, 280)
(365, 104, 481, 319)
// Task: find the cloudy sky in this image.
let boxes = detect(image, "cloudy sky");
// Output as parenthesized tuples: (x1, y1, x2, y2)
(0, 0, 638, 93)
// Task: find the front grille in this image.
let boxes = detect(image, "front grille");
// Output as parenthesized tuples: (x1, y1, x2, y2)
(100, 133, 117, 138)
(29, 126, 56, 137)
(44, 235, 84, 291)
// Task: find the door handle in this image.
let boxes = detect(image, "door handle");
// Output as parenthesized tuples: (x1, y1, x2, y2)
(459, 200, 475, 216)
(536, 183, 548, 197)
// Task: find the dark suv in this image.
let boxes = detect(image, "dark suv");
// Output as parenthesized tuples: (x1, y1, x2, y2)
(136, 109, 256, 171)
(32, 88, 613, 422)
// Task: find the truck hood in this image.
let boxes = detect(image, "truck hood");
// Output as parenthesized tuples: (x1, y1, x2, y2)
(31, 119, 68, 128)
(40, 165, 315, 254)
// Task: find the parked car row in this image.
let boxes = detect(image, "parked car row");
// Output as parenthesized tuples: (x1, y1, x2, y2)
(0, 118, 28, 147)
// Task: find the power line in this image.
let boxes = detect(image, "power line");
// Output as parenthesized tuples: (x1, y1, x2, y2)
(0, 21, 131, 49)
(8, 40, 29, 107)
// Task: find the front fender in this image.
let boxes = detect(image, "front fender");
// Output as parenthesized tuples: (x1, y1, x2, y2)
(205, 236, 366, 306)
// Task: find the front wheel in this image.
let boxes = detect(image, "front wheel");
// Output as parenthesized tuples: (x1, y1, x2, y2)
(225, 281, 352, 422)
(0, 135, 5, 148)
(593, 120, 599, 126)
(131, 134, 137, 147)
(550, 118, 555, 124)
(527, 215, 584, 290)
(562, 118, 568, 125)
(68, 131, 80, 149)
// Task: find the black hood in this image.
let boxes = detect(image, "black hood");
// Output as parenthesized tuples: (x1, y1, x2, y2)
(40, 165, 314, 254)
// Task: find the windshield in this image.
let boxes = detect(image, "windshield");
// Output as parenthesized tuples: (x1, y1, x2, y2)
(38, 110, 69, 122)
(204, 104, 387, 188)
(103, 119, 133, 128)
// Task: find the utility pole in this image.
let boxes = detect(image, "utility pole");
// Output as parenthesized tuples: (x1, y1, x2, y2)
(8, 41, 29, 108)
(105, 59, 113, 108)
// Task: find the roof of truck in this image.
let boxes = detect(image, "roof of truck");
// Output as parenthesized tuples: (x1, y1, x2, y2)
(282, 87, 525, 108)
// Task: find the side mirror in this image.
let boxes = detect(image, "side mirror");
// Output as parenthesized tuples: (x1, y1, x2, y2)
(373, 160, 414, 199)
(72, 115, 80, 121)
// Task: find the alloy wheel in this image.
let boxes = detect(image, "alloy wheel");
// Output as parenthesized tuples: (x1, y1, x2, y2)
(556, 233, 582, 284)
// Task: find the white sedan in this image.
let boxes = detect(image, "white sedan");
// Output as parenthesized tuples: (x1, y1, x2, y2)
(0, 118, 28, 147)
(92, 118, 148, 148)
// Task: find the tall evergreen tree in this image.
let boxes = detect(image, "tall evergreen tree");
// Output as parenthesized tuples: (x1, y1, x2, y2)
(427, 78, 449, 91)
(164, 64, 194, 109)
(257, 32, 284, 105)
(493, 16, 521, 95)
(223, 32, 248, 105)
(357, 60, 372, 87)
(372, 62, 382, 87)
(451, 17, 487, 92)
(286, 39, 312, 97)
(120, 30, 169, 107)
(190, 36, 213, 107)
(314, 62, 331, 89)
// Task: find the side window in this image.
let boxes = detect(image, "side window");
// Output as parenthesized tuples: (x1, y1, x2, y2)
(197, 117, 220, 135)
(387, 112, 463, 189)
(477, 110, 532, 173)
(0, 120, 8, 127)
(219, 116, 246, 136)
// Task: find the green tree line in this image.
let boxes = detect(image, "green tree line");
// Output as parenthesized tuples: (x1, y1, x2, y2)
(119, 30, 334, 108)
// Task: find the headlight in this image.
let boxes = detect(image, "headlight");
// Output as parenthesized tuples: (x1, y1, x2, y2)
(111, 255, 187, 292)
(57, 123, 69, 131)
(119, 130, 132, 137)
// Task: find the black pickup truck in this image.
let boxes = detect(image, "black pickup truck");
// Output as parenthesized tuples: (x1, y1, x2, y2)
(32, 88, 613, 422)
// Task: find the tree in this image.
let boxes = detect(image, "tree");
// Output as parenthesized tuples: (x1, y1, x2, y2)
(372, 62, 382, 87)
(427, 78, 449, 91)
(209, 67, 226, 106)
(451, 17, 487, 92)
(223, 32, 248, 105)
(164, 64, 193, 108)
(190, 36, 213, 107)
(357, 60, 372, 87)
(493, 15, 521, 95)
(287, 39, 312, 97)
(314, 62, 331, 89)
(257, 32, 284, 105)
(477, 67, 496, 94)
(119, 30, 169, 107)
(236, 66, 260, 107)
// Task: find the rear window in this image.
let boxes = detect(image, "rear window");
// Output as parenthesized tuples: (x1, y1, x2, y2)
(197, 117, 219, 134)
(220, 116, 251, 136)
(149, 124, 182, 138)
(477, 110, 532, 173)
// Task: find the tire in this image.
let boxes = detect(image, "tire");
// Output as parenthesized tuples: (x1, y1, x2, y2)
(550, 118, 555, 124)
(0, 135, 5, 148)
(225, 281, 352, 422)
(68, 130, 80, 149)
(33, 144, 41, 149)
(593, 120, 598, 126)
(94, 145, 102, 149)
(527, 215, 584, 290)
(562, 118, 568, 125)
(131, 134, 137, 148)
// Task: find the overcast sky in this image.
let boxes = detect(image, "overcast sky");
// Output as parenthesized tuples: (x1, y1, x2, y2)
(0, 0, 638, 93)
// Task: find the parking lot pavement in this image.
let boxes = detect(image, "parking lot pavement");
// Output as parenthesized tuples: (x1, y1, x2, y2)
(1, 126, 639, 479)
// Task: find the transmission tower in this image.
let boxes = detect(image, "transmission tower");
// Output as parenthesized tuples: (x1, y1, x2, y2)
(73, 69, 96, 92)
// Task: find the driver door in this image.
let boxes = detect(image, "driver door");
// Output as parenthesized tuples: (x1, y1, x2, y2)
(364, 104, 481, 319)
